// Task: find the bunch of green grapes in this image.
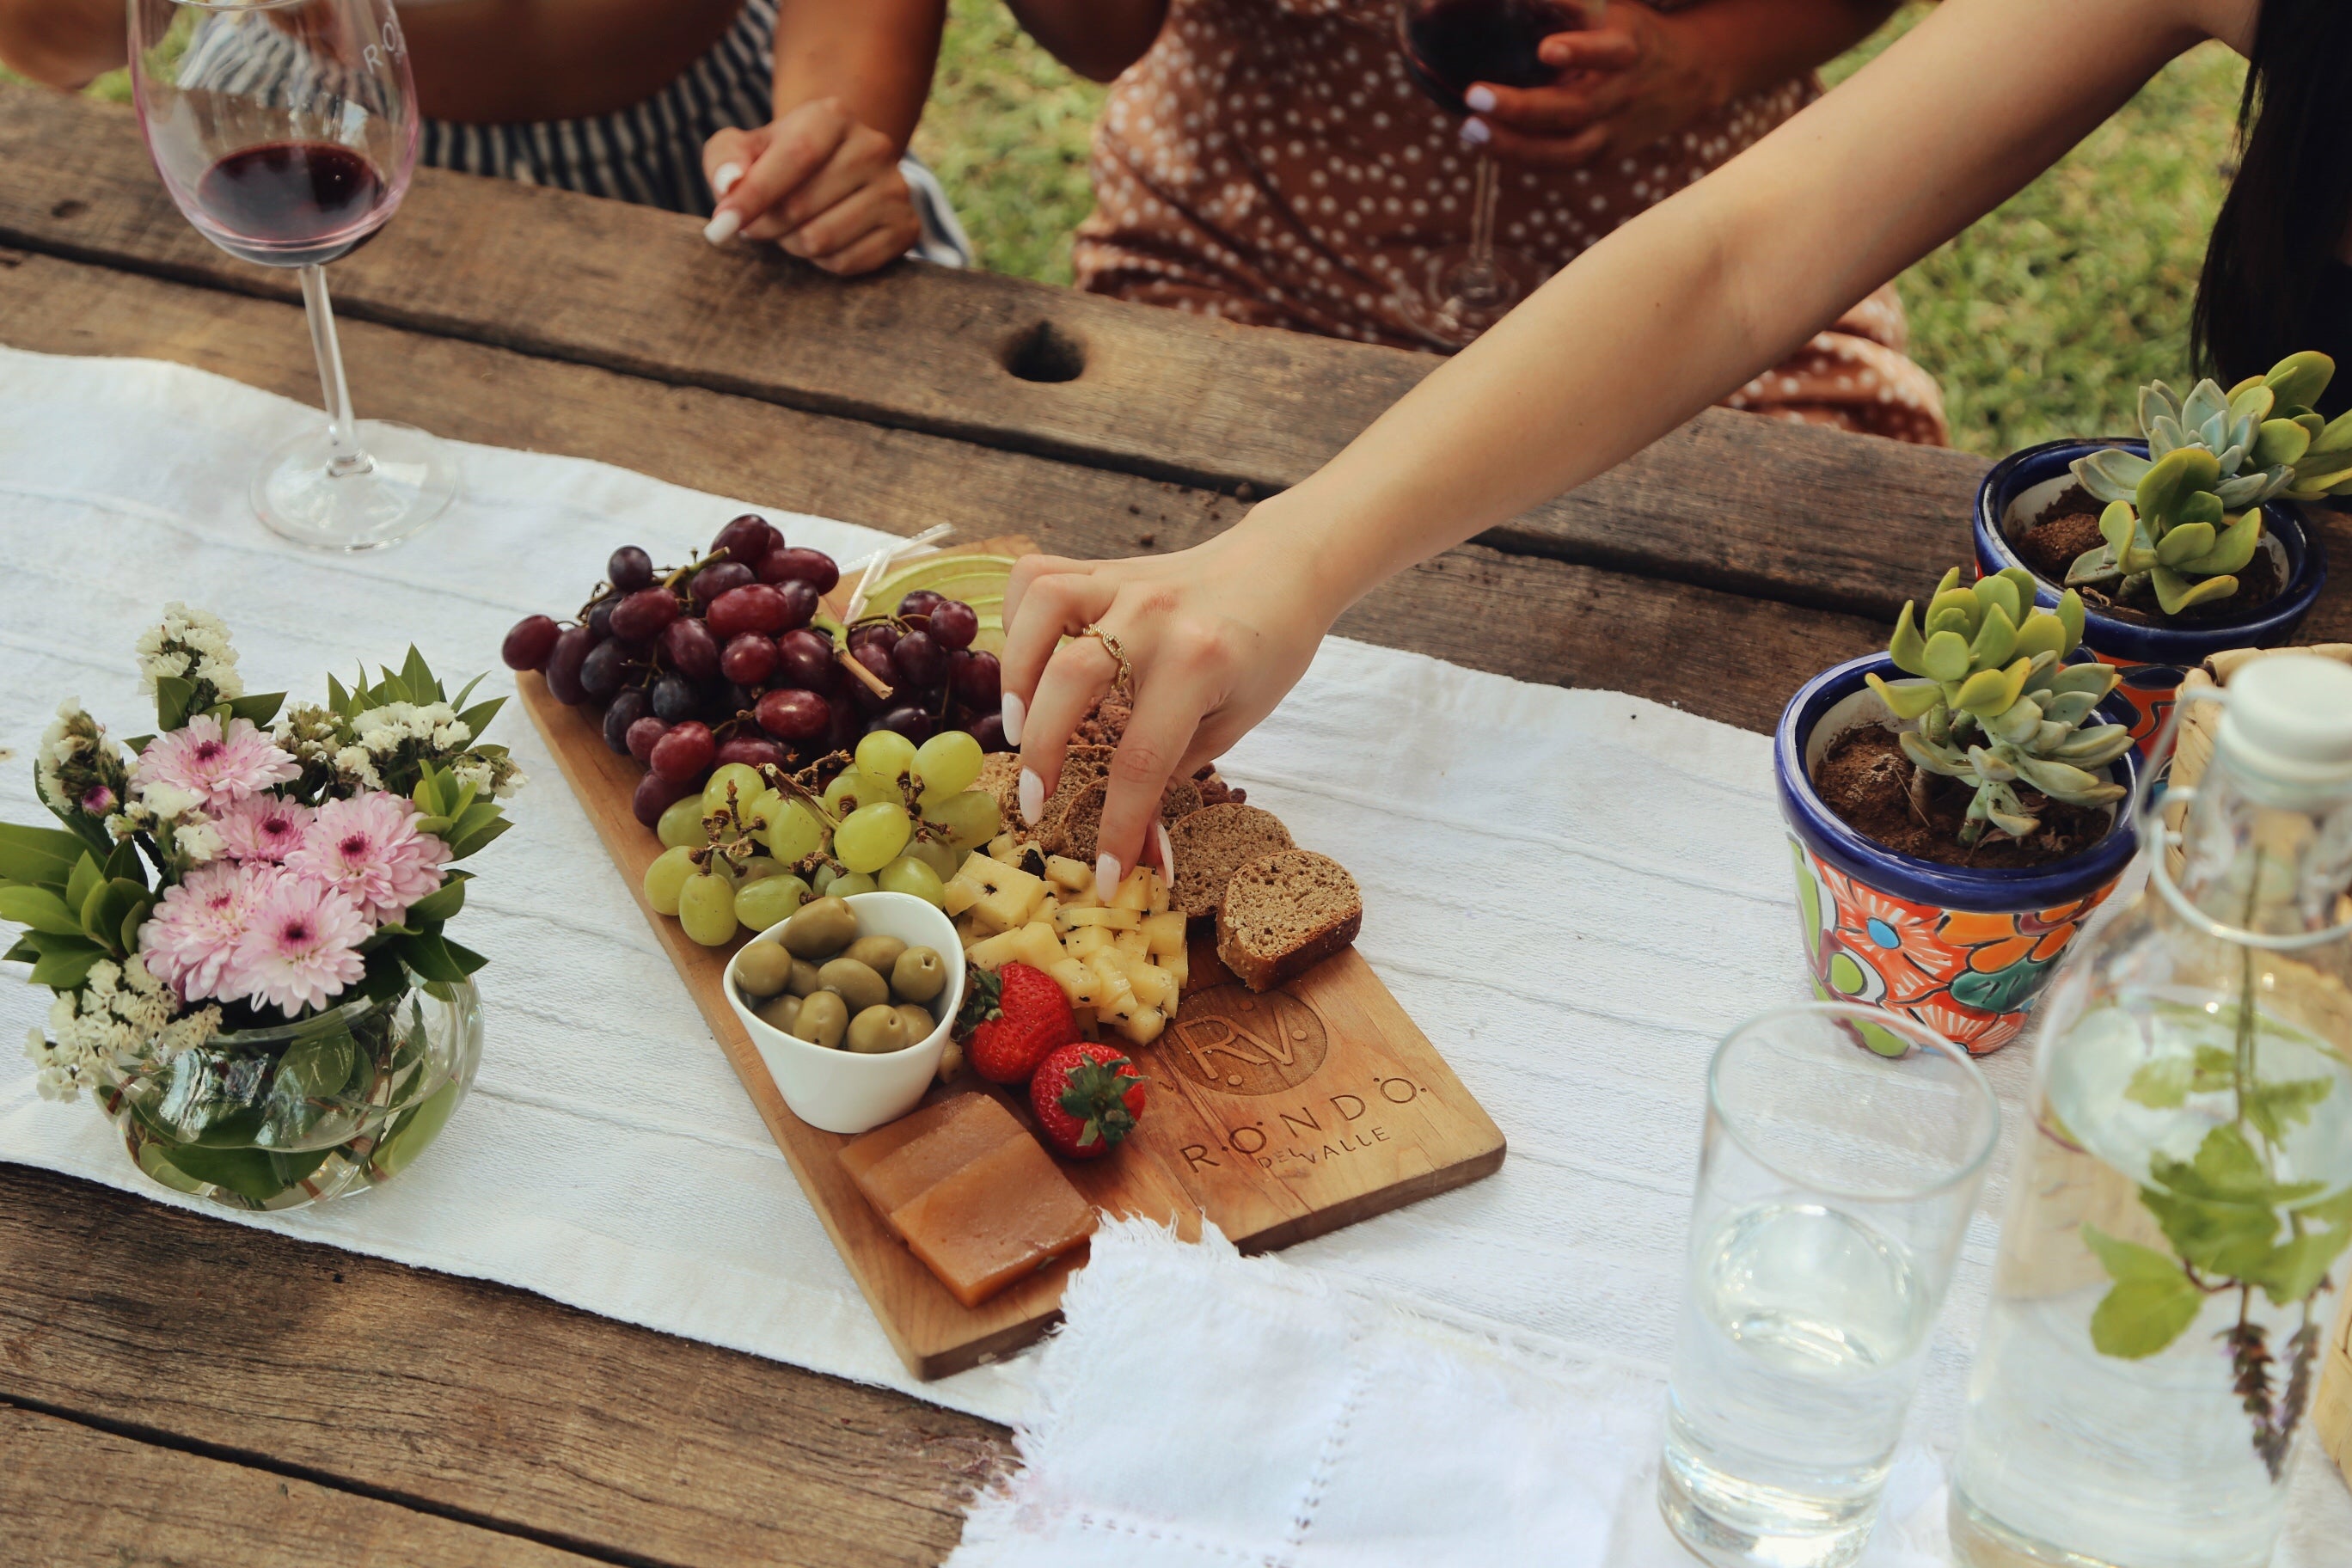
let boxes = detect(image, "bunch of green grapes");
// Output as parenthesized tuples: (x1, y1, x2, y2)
(640, 732, 1000, 947)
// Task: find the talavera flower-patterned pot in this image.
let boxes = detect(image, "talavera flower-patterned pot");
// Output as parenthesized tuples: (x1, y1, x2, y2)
(1774, 653, 2141, 1057)
(1972, 438, 2324, 750)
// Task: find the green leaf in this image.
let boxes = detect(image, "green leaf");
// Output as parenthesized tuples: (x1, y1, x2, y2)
(327, 671, 351, 713)
(438, 935, 487, 976)
(395, 932, 474, 985)
(2247, 1226, 2352, 1308)
(454, 697, 505, 743)
(64, 853, 102, 918)
(2192, 1124, 2271, 1199)
(2124, 1057, 2192, 1110)
(101, 837, 146, 891)
(3, 935, 38, 965)
(2245, 1075, 2334, 1144)
(154, 673, 198, 733)
(121, 898, 150, 957)
(2085, 1222, 2184, 1283)
(441, 810, 511, 861)
(28, 934, 107, 989)
(2141, 1186, 2282, 1277)
(401, 646, 441, 703)
(0, 885, 84, 936)
(225, 690, 285, 728)
(2292, 1187, 2352, 1228)
(404, 873, 468, 926)
(274, 1028, 357, 1106)
(0, 823, 88, 890)
(2090, 1275, 2205, 1359)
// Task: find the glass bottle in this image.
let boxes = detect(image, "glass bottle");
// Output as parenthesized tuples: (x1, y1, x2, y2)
(1951, 654, 2352, 1568)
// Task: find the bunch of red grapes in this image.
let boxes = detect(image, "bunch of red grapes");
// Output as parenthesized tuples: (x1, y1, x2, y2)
(500, 514, 1008, 830)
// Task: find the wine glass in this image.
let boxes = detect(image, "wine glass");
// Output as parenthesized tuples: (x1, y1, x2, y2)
(1393, 0, 1599, 346)
(129, 0, 456, 550)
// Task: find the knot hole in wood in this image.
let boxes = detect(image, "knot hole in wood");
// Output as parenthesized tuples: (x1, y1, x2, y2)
(1001, 320, 1087, 383)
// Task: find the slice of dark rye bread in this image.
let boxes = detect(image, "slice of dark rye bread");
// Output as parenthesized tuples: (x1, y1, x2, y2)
(1168, 803, 1295, 918)
(1216, 850, 1363, 993)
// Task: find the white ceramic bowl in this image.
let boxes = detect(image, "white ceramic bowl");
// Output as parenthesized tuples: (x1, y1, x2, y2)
(724, 891, 965, 1136)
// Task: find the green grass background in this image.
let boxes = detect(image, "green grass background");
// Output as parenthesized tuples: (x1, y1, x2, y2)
(18, 1, 2246, 456)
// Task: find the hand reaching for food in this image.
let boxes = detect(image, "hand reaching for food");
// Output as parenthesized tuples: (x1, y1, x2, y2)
(1000, 522, 1340, 898)
(701, 96, 919, 275)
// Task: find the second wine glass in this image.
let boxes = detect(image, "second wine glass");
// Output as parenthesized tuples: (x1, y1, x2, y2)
(1393, 0, 1597, 346)
(130, 0, 456, 550)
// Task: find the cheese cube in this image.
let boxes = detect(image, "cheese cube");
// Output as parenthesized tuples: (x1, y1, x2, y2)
(1046, 957, 1095, 1007)
(1112, 928, 1150, 960)
(1044, 855, 1095, 894)
(1120, 1006, 1167, 1046)
(1164, 946, 1190, 991)
(968, 921, 1064, 974)
(1112, 867, 1156, 912)
(1064, 927, 1118, 961)
(946, 855, 1047, 930)
(1141, 911, 1187, 956)
(1127, 961, 1179, 1014)
(1058, 905, 1140, 932)
(1087, 952, 1136, 1009)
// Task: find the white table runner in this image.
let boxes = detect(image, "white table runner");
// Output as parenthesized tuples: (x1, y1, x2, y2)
(3, 347, 2346, 1560)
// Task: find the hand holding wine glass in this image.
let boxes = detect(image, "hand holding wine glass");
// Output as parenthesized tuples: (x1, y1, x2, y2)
(1459, 2, 1736, 168)
(130, 0, 455, 549)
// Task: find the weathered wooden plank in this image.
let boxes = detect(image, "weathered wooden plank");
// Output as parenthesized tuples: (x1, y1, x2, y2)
(0, 83, 1998, 622)
(0, 1163, 1009, 1568)
(0, 1403, 603, 1567)
(0, 245, 1888, 731)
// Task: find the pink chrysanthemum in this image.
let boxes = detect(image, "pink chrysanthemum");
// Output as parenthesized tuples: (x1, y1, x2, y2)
(139, 861, 273, 1002)
(230, 873, 369, 1016)
(215, 793, 315, 864)
(135, 714, 298, 812)
(286, 792, 450, 924)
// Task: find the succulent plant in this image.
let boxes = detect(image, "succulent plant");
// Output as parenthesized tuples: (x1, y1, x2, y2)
(1864, 567, 2132, 846)
(2067, 352, 2352, 615)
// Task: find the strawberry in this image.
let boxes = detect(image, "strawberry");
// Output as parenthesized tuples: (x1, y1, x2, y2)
(1029, 1042, 1147, 1160)
(957, 962, 1076, 1086)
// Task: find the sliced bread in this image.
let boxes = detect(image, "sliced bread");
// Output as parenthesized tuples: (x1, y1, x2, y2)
(1216, 850, 1362, 993)
(1168, 802, 1293, 918)
(977, 752, 1025, 828)
(1044, 779, 1109, 861)
(1158, 777, 1204, 827)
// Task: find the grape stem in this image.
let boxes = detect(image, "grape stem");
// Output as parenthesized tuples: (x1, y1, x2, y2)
(836, 646, 895, 701)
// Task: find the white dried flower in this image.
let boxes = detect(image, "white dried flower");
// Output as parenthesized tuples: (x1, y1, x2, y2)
(174, 818, 224, 865)
(332, 745, 383, 790)
(133, 602, 244, 701)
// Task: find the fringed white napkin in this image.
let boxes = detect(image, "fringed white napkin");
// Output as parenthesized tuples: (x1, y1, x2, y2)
(949, 1218, 1955, 1567)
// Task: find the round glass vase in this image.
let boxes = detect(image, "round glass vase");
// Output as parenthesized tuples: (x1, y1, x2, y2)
(95, 971, 482, 1212)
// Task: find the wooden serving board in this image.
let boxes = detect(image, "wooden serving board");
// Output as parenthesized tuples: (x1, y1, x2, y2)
(518, 678, 1505, 1380)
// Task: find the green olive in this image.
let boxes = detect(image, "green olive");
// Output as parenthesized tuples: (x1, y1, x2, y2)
(846, 1004, 914, 1056)
(818, 957, 889, 1014)
(789, 989, 848, 1050)
(755, 992, 803, 1034)
(894, 1001, 936, 1043)
(782, 896, 858, 959)
(733, 940, 793, 999)
(787, 958, 824, 997)
(842, 934, 907, 976)
(890, 946, 946, 1004)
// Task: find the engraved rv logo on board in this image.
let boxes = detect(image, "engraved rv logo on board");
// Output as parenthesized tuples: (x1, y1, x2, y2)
(1167, 987, 1327, 1096)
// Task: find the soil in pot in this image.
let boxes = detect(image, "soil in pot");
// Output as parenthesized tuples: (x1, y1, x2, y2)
(1814, 724, 2112, 869)
(2009, 482, 2282, 625)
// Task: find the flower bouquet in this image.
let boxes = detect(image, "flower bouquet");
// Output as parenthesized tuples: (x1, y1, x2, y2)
(4, 605, 522, 1210)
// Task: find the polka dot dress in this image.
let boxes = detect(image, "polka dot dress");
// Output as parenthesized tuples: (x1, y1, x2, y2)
(1075, 0, 1948, 445)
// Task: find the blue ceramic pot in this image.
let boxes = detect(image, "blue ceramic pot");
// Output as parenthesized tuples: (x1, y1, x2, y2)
(1972, 438, 2325, 747)
(1776, 653, 2141, 1056)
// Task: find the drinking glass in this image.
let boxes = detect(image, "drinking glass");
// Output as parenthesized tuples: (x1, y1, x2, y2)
(1393, 0, 1595, 345)
(129, 0, 456, 550)
(1659, 1003, 2000, 1568)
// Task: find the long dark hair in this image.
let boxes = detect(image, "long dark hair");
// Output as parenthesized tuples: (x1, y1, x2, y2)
(2190, 0, 2352, 404)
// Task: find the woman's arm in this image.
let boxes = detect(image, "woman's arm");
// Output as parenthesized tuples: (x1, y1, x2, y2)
(702, 0, 945, 273)
(1473, 0, 1903, 168)
(1001, 0, 1168, 83)
(1001, 0, 2231, 897)
(0, 0, 123, 89)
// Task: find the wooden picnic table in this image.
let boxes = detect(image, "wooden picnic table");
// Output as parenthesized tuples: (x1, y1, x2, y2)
(2, 81, 2346, 1567)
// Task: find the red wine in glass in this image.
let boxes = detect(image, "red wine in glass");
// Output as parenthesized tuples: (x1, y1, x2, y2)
(131, 0, 453, 550)
(1399, 0, 1587, 116)
(190, 142, 390, 268)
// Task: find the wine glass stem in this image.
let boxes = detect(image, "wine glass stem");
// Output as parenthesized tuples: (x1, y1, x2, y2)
(1465, 154, 1499, 287)
(299, 264, 371, 479)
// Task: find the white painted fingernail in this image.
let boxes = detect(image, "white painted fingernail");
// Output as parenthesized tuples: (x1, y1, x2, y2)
(1095, 853, 1120, 905)
(1154, 821, 1175, 882)
(703, 207, 742, 245)
(1460, 117, 1491, 147)
(712, 162, 744, 198)
(1001, 691, 1026, 746)
(1018, 769, 1044, 825)
(1463, 86, 1496, 113)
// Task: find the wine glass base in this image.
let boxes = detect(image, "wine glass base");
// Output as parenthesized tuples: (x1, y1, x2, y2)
(252, 420, 457, 552)
(1392, 247, 1553, 349)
